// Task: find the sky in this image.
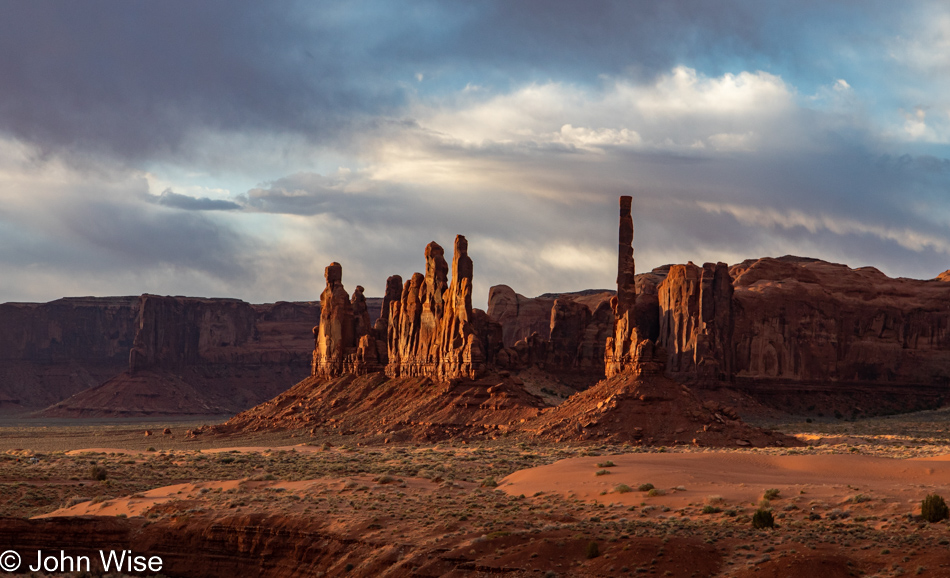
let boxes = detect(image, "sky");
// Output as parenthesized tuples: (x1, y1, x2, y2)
(2, 1, 950, 308)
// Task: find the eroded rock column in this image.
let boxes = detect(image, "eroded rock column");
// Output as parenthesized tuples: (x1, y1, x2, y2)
(312, 262, 354, 378)
(605, 196, 664, 377)
(386, 235, 488, 380)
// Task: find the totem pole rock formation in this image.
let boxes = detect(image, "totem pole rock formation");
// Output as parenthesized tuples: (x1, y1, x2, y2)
(386, 235, 490, 380)
(605, 196, 665, 377)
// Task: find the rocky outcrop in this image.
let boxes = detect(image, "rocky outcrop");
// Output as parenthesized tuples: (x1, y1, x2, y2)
(488, 287, 615, 373)
(605, 196, 665, 377)
(311, 265, 389, 379)
(311, 263, 354, 378)
(531, 371, 794, 447)
(657, 261, 734, 385)
(387, 236, 491, 381)
(546, 298, 613, 370)
(486, 286, 555, 347)
(310, 236, 496, 382)
(600, 197, 736, 385)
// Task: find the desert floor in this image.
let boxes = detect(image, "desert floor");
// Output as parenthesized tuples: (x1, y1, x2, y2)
(4, 412, 950, 576)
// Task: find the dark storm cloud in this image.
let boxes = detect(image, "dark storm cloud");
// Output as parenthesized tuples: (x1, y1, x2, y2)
(0, 168, 253, 290)
(152, 189, 242, 211)
(376, 0, 896, 90)
(57, 198, 250, 280)
(0, 0, 900, 165)
(0, 1, 405, 162)
(241, 173, 390, 217)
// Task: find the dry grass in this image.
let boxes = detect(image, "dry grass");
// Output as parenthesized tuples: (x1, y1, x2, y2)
(3, 412, 950, 573)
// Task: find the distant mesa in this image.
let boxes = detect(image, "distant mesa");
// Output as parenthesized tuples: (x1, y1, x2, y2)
(0, 295, 377, 417)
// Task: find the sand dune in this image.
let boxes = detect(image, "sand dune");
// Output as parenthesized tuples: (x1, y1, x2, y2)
(500, 452, 950, 513)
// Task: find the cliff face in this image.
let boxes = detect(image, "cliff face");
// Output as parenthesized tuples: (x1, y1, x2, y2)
(729, 256, 950, 387)
(648, 254, 950, 391)
(0, 298, 138, 410)
(657, 262, 734, 385)
(0, 297, 139, 364)
(2, 294, 366, 414)
(41, 296, 329, 417)
(486, 287, 615, 374)
(486, 286, 556, 347)
(129, 295, 330, 372)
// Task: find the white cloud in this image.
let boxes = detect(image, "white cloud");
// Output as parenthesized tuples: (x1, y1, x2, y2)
(539, 244, 614, 273)
(622, 66, 792, 117)
(405, 67, 796, 156)
(903, 107, 930, 139)
(556, 124, 642, 149)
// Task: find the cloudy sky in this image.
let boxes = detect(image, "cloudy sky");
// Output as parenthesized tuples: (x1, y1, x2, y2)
(3, 1, 950, 307)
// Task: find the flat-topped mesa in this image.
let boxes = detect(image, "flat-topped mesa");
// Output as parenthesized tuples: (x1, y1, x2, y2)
(605, 196, 665, 376)
(387, 235, 490, 380)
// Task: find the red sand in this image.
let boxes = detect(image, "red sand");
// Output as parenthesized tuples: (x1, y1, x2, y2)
(500, 451, 950, 513)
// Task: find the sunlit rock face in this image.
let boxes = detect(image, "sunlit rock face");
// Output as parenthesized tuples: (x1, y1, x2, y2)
(386, 235, 492, 381)
(311, 264, 389, 379)
(312, 235, 499, 382)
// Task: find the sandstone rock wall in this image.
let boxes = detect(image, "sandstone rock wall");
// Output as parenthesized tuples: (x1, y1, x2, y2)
(486, 286, 555, 346)
(0, 297, 139, 363)
(729, 256, 950, 387)
(647, 252, 950, 390)
(130, 295, 327, 373)
(487, 286, 615, 372)
(657, 261, 734, 385)
(0, 294, 335, 411)
(387, 236, 491, 380)
(0, 297, 139, 409)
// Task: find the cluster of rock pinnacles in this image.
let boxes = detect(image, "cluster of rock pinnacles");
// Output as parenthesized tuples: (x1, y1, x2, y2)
(312, 196, 735, 384)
